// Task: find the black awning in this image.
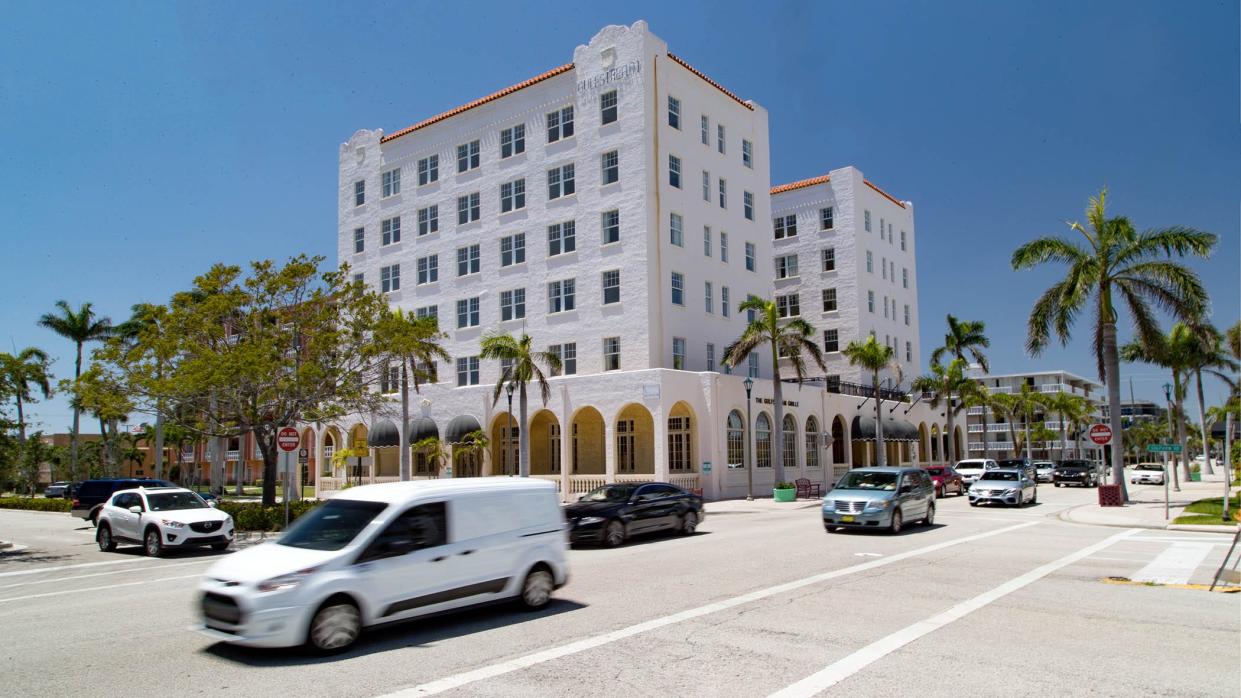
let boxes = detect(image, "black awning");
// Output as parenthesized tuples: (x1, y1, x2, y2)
(851, 414, 920, 442)
(1210, 419, 1239, 439)
(445, 415, 483, 444)
(408, 417, 439, 443)
(367, 419, 400, 448)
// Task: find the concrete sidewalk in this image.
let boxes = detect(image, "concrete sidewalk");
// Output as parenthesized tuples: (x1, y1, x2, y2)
(705, 497, 824, 515)
(1059, 476, 1239, 533)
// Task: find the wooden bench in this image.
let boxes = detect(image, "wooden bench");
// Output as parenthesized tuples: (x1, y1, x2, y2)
(795, 478, 822, 498)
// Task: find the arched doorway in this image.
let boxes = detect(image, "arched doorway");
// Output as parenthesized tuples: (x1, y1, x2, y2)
(667, 401, 696, 475)
(782, 413, 798, 476)
(918, 422, 929, 464)
(322, 427, 340, 478)
(614, 404, 655, 475)
(300, 426, 316, 489)
(805, 416, 820, 470)
(571, 407, 605, 475)
(529, 410, 561, 475)
(490, 412, 519, 476)
(726, 410, 745, 469)
(831, 415, 847, 465)
(930, 424, 940, 463)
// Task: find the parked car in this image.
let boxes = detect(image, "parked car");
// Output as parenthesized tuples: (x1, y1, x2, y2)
(1053, 460, 1099, 487)
(96, 487, 234, 556)
(564, 482, 704, 547)
(1033, 461, 1057, 483)
(197, 477, 568, 652)
(1130, 462, 1166, 485)
(822, 467, 936, 533)
(923, 466, 964, 497)
(71, 478, 177, 525)
(43, 481, 73, 498)
(969, 468, 1037, 507)
(953, 459, 998, 487)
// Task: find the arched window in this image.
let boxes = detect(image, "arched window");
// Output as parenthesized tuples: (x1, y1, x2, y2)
(756, 413, 772, 469)
(831, 417, 845, 464)
(782, 413, 797, 473)
(323, 432, 336, 476)
(726, 410, 745, 468)
(668, 414, 692, 472)
(805, 417, 820, 469)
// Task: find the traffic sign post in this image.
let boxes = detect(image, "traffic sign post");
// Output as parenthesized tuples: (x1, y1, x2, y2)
(277, 427, 299, 528)
(1088, 424, 1112, 446)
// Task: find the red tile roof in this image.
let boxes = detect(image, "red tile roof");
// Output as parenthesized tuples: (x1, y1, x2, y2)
(666, 53, 753, 110)
(380, 63, 576, 144)
(865, 180, 907, 209)
(770, 174, 830, 195)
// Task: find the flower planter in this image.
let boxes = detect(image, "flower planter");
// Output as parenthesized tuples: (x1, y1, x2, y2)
(773, 487, 796, 502)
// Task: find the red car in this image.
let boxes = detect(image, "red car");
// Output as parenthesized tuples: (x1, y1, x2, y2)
(924, 466, 964, 497)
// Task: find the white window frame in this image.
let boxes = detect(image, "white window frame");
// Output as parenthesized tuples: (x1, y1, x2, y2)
(548, 221, 576, 256)
(670, 271, 685, 306)
(602, 209, 620, 245)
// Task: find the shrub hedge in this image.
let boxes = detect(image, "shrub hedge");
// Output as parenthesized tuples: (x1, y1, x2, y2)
(216, 499, 319, 531)
(0, 497, 73, 512)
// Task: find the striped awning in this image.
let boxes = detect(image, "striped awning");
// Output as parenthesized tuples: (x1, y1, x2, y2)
(851, 414, 920, 443)
(367, 420, 400, 448)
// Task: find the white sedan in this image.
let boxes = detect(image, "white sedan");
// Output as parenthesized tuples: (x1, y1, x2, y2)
(1130, 463, 1166, 485)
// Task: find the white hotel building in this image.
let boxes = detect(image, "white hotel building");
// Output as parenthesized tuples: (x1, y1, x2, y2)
(312, 21, 955, 501)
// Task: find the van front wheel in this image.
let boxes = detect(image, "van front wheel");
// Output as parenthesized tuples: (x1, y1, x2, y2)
(519, 568, 554, 610)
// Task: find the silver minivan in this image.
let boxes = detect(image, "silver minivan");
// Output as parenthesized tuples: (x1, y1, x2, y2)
(822, 467, 936, 533)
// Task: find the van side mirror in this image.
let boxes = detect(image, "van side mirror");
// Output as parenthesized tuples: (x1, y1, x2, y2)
(899, 484, 913, 494)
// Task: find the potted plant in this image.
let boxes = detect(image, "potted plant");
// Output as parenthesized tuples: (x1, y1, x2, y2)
(773, 481, 796, 502)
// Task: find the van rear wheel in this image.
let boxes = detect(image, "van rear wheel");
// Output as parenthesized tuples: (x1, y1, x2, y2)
(519, 568, 554, 610)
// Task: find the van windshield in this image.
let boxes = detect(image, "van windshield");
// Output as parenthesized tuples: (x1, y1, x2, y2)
(835, 472, 897, 491)
(278, 499, 388, 551)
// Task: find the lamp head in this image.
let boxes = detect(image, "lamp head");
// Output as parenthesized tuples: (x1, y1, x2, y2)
(743, 376, 754, 394)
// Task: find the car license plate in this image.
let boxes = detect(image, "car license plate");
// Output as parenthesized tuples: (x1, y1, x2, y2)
(841, 515, 855, 522)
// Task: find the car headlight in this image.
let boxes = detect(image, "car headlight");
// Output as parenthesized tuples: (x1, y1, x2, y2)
(577, 516, 605, 525)
(821, 500, 834, 510)
(864, 500, 890, 511)
(161, 519, 186, 528)
(1004, 488, 1018, 495)
(256, 566, 320, 593)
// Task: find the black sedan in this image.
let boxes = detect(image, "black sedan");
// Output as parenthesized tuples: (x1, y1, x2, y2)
(1053, 460, 1099, 487)
(564, 482, 704, 547)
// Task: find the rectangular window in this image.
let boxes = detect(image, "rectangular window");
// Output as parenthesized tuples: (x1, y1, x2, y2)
(866, 250, 874, 273)
(602, 270, 620, 304)
(880, 218, 885, 240)
(904, 304, 911, 326)
(704, 281, 713, 313)
(744, 191, 754, 220)
(900, 230, 907, 251)
(700, 115, 709, 145)
(500, 288, 526, 321)
(670, 271, 684, 306)
(546, 106, 574, 142)
(721, 286, 730, 317)
(702, 170, 710, 201)
(548, 279, 576, 313)
(718, 177, 727, 208)
(353, 227, 364, 253)
(717, 124, 726, 154)
(703, 226, 712, 256)
(670, 212, 683, 247)
(706, 343, 716, 372)
(720, 231, 729, 262)
(822, 247, 836, 272)
(417, 205, 439, 236)
(456, 140, 480, 173)
(547, 164, 575, 199)
(500, 179, 526, 213)
(742, 139, 753, 168)
(672, 337, 686, 370)
(456, 297, 480, 329)
(882, 256, 887, 280)
(601, 150, 619, 185)
(457, 192, 480, 224)
(883, 295, 889, 319)
(548, 221, 576, 256)
(500, 124, 525, 159)
(906, 341, 912, 363)
(417, 155, 439, 185)
(868, 290, 875, 313)
(668, 154, 681, 188)
(864, 210, 872, 232)
(456, 356, 480, 386)
(380, 264, 399, 292)
(600, 90, 617, 125)
(775, 254, 798, 279)
(667, 95, 680, 129)
(382, 168, 401, 197)
(822, 288, 837, 312)
(549, 343, 577, 376)
(415, 305, 438, 320)
(499, 233, 525, 267)
(902, 268, 909, 289)
(381, 216, 401, 246)
(747, 294, 759, 323)
(776, 293, 800, 318)
(353, 180, 365, 206)
(824, 329, 839, 353)
(744, 242, 756, 271)
(603, 337, 620, 371)
(381, 364, 399, 394)
(353, 272, 363, 284)
(602, 209, 620, 244)
(456, 244, 480, 276)
(773, 214, 797, 239)
(748, 353, 759, 378)
(820, 206, 834, 230)
(416, 255, 439, 285)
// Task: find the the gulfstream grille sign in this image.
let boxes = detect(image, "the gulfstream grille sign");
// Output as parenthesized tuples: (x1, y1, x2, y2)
(577, 60, 641, 94)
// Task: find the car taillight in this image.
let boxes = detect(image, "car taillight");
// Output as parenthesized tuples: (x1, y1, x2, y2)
(72, 498, 80, 507)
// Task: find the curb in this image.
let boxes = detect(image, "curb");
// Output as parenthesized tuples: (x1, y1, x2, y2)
(1166, 524, 1240, 534)
(1057, 502, 1240, 534)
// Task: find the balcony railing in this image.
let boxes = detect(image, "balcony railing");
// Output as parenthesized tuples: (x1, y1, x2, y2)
(795, 377, 909, 402)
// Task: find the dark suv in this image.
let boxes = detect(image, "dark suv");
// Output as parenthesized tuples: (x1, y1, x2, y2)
(1052, 460, 1099, 487)
(71, 478, 176, 525)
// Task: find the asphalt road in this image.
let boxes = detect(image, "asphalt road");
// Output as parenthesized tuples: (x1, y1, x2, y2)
(1, 483, 1237, 697)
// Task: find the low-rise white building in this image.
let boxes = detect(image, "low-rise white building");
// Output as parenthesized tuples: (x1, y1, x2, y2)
(964, 368, 1106, 462)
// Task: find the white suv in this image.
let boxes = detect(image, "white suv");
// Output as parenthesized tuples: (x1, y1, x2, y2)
(96, 487, 234, 556)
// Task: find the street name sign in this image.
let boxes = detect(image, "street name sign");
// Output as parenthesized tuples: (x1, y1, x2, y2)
(1146, 443, 1182, 453)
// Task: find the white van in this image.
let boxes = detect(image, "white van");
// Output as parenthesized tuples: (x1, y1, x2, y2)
(954, 459, 998, 486)
(197, 478, 568, 652)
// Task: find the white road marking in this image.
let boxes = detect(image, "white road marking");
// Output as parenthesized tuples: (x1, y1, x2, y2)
(374, 521, 1040, 698)
(0, 559, 211, 590)
(1129, 536, 1234, 544)
(0, 573, 202, 604)
(766, 528, 1139, 698)
(1131, 543, 1214, 585)
(0, 558, 165, 579)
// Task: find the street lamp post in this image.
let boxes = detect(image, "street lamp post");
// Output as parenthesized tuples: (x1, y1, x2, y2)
(506, 382, 515, 477)
(1164, 382, 1179, 496)
(744, 376, 754, 501)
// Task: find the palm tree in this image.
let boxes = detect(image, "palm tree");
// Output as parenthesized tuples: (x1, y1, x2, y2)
(930, 315, 991, 372)
(1011, 188, 1215, 498)
(1122, 326, 1198, 486)
(1182, 320, 1239, 476)
(37, 300, 113, 476)
(912, 358, 973, 465)
(374, 309, 450, 481)
(479, 332, 561, 478)
(841, 335, 903, 467)
(1044, 392, 1092, 463)
(1, 347, 53, 444)
(412, 436, 444, 477)
(723, 298, 827, 482)
(455, 430, 488, 478)
(1010, 383, 1045, 462)
(988, 392, 1021, 458)
(961, 383, 996, 461)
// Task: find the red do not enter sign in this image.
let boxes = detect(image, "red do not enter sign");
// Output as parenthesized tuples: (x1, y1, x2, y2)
(277, 427, 301, 452)
(1088, 424, 1112, 445)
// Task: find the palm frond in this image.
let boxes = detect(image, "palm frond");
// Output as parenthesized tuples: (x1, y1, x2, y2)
(1010, 236, 1089, 270)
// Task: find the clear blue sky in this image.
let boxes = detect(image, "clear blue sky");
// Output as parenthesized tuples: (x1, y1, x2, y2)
(2, 1, 1237, 434)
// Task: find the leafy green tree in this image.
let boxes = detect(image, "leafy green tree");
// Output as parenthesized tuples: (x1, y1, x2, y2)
(1181, 320, 1238, 475)
(412, 436, 444, 477)
(930, 315, 991, 372)
(64, 365, 132, 478)
(724, 297, 826, 481)
(17, 432, 53, 496)
(113, 303, 172, 478)
(1011, 188, 1215, 498)
(841, 335, 902, 467)
(479, 332, 560, 478)
(1, 347, 53, 444)
(373, 308, 449, 481)
(454, 430, 488, 478)
(912, 358, 973, 465)
(37, 301, 113, 476)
